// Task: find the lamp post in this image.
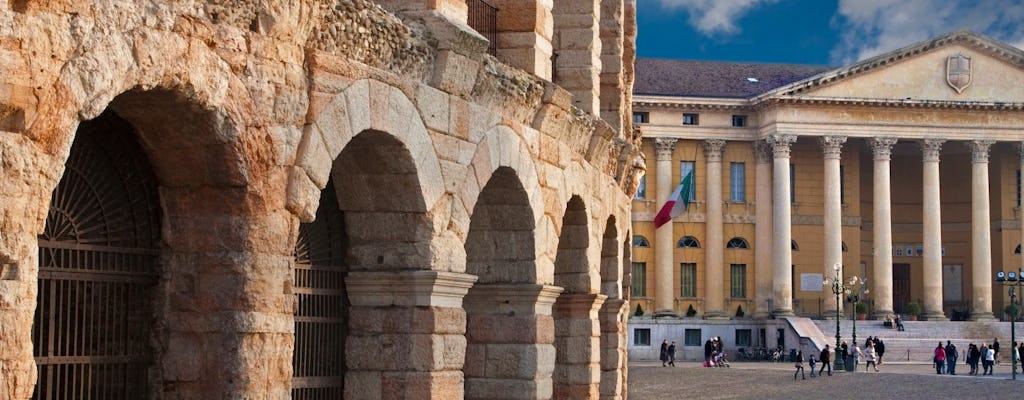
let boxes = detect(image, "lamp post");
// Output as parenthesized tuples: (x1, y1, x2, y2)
(846, 280, 868, 347)
(824, 264, 845, 372)
(995, 270, 1022, 380)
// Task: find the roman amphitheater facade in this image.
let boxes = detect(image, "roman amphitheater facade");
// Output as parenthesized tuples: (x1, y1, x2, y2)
(0, 1, 642, 399)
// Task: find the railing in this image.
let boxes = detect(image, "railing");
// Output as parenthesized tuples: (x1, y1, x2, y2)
(467, 0, 497, 56)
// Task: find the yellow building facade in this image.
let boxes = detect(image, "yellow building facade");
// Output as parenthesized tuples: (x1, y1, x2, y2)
(629, 31, 1024, 321)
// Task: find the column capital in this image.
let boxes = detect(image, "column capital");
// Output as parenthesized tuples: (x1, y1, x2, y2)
(869, 137, 899, 161)
(703, 139, 726, 162)
(768, 134, 798, 158)
(967, 139, 996, 163)
(920, 138, 946, 162)
(753, 141, 772, 164)
(654, 138, 678, 160)
(819, 136, 847, 160)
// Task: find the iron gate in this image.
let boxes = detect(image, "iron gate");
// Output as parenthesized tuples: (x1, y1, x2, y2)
(292, 180, 348, 399)
(33, 111, 162, 399)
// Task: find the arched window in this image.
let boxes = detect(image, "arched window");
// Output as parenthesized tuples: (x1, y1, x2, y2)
(726, 237, 750, 249)
(842, 242, 848, 252)
(677, 236, 700, 248)
(791, 240, 799, 251)
(632, 235, 650, 248)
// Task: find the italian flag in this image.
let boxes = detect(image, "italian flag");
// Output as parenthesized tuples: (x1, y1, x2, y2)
(653, 170, 694, 228)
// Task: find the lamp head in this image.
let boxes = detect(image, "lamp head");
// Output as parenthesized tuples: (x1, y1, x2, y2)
(997, 271, 1006, 282)
(1010, 271, 1018, 282)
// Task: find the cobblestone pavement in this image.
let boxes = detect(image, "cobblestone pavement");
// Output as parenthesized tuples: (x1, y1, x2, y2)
(628, 361, 1024, 399)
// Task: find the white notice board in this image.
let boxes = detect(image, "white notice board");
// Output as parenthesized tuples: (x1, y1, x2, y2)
(800, 273, 823, 292)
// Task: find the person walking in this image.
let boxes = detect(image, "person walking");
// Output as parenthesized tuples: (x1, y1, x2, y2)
(840, 341, 849, 369)
(945, 341, 958, 375)
(876, 338, 886, 365)
(819, 344, 833, 376)
(660, 339, 669, 367)
(982, 344, 995, 375)
(968, 343, 980, 375)
(934, 342, 946, 374)
(864, 341, 879, 372)
(703, 339, 714, 365)
(993, 338, 1001, 365)
(794, 350, 806, 380)
(667, 341, 677, 367)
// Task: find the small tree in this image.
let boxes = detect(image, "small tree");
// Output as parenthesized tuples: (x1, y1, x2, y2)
(686, 304, 697, 317)
(1006, 303, 1021, 321)
(855, 302, 869, 315)
(634, 303, 644, 316)
(906, 302, 922, 317)
(735, 305, 745, 318)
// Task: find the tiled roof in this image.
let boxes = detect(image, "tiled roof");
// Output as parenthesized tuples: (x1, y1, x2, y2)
(633, 58, 834, 99)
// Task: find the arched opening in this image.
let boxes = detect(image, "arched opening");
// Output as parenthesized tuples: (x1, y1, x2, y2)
(727, 237, 750, 249)
(463, 167, 546, 399)
(597, 217, 625, 399)
(552, 196, 601, 399)
(33, 110, 161, 399)
(632, 235, 650, 247)
(677, 236, 700, 248)
(291, 180, 348, 398)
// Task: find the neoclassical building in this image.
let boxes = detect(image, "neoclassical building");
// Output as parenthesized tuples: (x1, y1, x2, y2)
(0, 1, 641, 399)
(630, 30, 1024, 323)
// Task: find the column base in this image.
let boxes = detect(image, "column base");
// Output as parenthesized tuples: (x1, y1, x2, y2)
(871, 310, 894, 320)
(702, 311, 729, 320)
(969, 312, 997, 322)
(751, 311, 772, 319)
(771, 309, 795, 318)
(921, 311, 948, 321)
(653, 309, 678, 318)
(821, 312, 846, 320)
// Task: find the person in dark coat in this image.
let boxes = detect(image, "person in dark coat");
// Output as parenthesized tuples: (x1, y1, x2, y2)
(945, 341, 958, 375)
(667, 341, 677, 367)
(704, 339, 714, 364)
(876, 338, 886, 365)
(993, 338, 1001, 364)
(840, 341, 849, 366)
(660, 339, 669, 367)
(819, 344, 833, 376)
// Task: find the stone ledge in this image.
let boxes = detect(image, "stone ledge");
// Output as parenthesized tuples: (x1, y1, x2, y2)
(347, 270, 477, 308)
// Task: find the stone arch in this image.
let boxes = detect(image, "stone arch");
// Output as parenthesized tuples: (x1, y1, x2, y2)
(554, 196, 595, 293)
(599, 217, 621, 299)
(597, 216, 626, 400)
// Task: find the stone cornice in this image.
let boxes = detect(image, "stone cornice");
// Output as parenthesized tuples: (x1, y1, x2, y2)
(755, 96, 1024, 111)
(633, 95, 752, 111)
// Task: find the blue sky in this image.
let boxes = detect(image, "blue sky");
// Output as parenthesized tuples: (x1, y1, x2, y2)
(637, 0, 1024, 66)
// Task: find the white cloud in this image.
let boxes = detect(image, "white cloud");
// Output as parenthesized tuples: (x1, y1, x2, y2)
(657, 0, 778, 36)
(831, 0, 1024, 64)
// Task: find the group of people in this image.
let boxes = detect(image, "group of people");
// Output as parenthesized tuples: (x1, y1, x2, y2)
(794, 336, 888, 379)
(947, 338, 1023, 376)
(703, 337, 728, 367)
(659, 339, 676, 367)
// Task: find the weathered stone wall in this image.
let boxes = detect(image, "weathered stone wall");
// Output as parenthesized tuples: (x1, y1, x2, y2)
(0, 1, 640, 398)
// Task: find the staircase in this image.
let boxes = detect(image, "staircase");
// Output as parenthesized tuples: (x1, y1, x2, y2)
(812, 319, 1015, 363)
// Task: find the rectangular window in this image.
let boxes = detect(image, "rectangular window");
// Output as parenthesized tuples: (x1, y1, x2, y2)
(683, 113, 699, 125)
(732, 115, 747, 127)
(730, 264, 747, 298)
(730, 162, 745, 202)
(680, 161, 696, 201)
(685, 329, 702, 346)
(634, 175, 646, 200)
(789, 164, 795, 204)
(680, 263, 697, 297)
(633, 328, 651, 346)
(632, 111, 649, 124)
(631, 262, 647, 297)
(735, 329, 752, 347)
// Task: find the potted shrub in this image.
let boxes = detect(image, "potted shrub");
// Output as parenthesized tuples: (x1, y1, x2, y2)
(686, 304, 697, 317)
(634, 304, 644, 317)
(1006, 303, 1021, 322)
(906, 302, 921, 321)
(855, 302, 868, 320)
(735, 305, 745, 318)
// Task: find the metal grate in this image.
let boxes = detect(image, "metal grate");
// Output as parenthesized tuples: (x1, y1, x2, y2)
(33, 111, 161, 400)
(292, 180, 348, 399)
(467, 0, 498, 56)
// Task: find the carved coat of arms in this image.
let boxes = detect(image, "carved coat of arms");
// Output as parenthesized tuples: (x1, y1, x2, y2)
(946, 53, 972, 93)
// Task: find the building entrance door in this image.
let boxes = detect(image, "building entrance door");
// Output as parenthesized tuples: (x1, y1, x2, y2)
(893, 264, 910, 315)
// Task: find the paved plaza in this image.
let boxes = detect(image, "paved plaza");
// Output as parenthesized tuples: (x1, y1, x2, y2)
(628, 361, 1024, 399)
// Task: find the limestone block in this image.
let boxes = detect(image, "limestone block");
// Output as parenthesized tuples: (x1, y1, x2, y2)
(345, 79, 372, 135)
(430, 50, 481, 97)
(314, 93, 354, 157)
(441, 333, 468, 370)
(485, 343, 543, 379)
(416, 84, 450, 133)
(465, 378, 538, 400)
(345, 371, 383, 400)
(495, 1, 551, 33)
(556, 317, 600, 337)
(285, 166, 320, 223)
(293, 124, 331, 188)
(382, 371, 464, 400)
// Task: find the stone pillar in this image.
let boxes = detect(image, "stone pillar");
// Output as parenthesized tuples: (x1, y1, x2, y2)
(820, 136, 846, 318)
(553, 0, 602, 114)
(598, 0, 626, 133)
(494, 0, 554, 80)
(464, 284, 562, 400)
(598, 299, 626, 400)
(345, 271, 478, 399)
(869, 137, 898, 319)
(703, 139, 727, 319)
(653, 138, 677, 315)
(376, 0, 469, 24)
(920, 139, 948, 321)
(553, 293, 607, 400)
(1019, 143, 1024, 278)
(969, 140, 997, 321)
(769, 134, 797, 317)
(753, 141, 773, 318)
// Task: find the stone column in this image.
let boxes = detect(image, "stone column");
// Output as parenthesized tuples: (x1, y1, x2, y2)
(969, 140, 997, 321)
(493, 0, 554, 80)
(820, 136, 846, 318)
(869, 137, 898, 319)
(769, 134, 797, 317)
(553, 293, 607, 400)
(753, 141, 773, 318)
(552, 0, 602, 114)
(598, 299, 627, 400)
(464, 284, 562, 400)
(653, 138, 677, 315)
(345, 271, 478, 399)
(704, 139, 727, 319)
(920, 139, 948, 321)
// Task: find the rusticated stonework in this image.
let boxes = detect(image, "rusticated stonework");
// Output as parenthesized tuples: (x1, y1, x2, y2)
(0, 1, 640, 399)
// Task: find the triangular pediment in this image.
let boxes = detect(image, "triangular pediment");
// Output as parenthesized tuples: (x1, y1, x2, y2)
(759, 30, 1024, 105)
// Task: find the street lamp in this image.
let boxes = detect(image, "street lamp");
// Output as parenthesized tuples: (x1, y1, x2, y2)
(823, 264, 845, 372)
(846, 277, 868, 348)
(995, 270, 1023, 380)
